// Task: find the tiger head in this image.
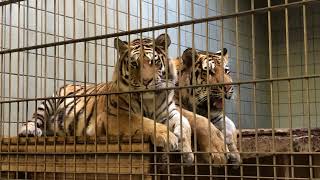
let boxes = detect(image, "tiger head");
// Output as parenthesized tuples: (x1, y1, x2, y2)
(113, 34, 177, 97)
(178, 48, 233, 116)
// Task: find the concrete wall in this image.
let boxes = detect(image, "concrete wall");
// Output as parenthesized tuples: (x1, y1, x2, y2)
(271, 2, 320, 128)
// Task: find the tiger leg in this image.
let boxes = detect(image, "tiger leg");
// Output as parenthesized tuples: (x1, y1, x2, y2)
(214, 116, 241, 166)
(18, 121, 43, 137)
(18, 99, 55, 137)
(168, 111, 194, 164)
(178, 107, 228, 166)
(104, 111, 179, 151)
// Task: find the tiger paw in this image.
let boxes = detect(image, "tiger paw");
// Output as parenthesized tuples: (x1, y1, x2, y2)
(18, 123, 42, 137)
(208, 130, 228, 166)
(227, 148, 242, 169)
(198, 128, 228, 166)
(181, 145, 194, 164)
(151, 130, 179, 151)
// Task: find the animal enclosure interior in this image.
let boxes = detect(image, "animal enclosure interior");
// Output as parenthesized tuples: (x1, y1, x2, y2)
(0, 0, 319, 179)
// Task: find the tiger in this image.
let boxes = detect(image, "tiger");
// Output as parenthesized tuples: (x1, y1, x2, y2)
(18, 34, 229, 165)
(172, 47, 241, 166)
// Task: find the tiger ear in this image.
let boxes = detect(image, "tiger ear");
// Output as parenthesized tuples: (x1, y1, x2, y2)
(182, 48, 198, 69)
(155, 34, 171, 49)
(215, 48, 229, 65)
(114, 37, 128, 53)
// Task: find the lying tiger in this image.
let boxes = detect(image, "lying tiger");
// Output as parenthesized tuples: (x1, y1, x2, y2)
(18, 34, 228, 165)
(173, 48, 241, 165)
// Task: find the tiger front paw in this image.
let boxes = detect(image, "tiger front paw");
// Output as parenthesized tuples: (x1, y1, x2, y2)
(151, 130, 179, 151)
(18, 123, 42, 137)
(226, 142, 242, 168)
(227, 150, 241, 168)
(181, 143, 194, 164)
(198, 127, 228, 166)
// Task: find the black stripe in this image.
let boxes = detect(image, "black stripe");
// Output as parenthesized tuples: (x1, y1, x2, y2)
(118, 95, 130, 107)
(46, 99, 55, 114)
(120, 78, 129, 86)
(43, 101, 51, 117)
(33, 113, 45, 121)
(66, 97, 83, 115)
(211, 115, 222, 124)
(84, 105, 95, 135)
(68, 119, 75, 136)
(74, 108, 84, 135)
(168, 111, 178, 121)
(37, 107, 45, 111)
(58, 86, 84, 105)
(155, 101, 174, 120)
(157, 94, 167, 108)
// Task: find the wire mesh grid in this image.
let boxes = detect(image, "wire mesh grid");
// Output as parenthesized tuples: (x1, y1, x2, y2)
(0, 0, 319, 179)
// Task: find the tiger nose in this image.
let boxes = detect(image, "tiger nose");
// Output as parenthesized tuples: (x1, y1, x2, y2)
(143, 79, 152, 86)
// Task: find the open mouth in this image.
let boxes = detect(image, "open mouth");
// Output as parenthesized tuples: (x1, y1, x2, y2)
(213, 98, 223, 109)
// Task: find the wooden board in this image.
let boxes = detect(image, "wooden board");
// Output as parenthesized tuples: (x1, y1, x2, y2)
(0, 136, 152, 179)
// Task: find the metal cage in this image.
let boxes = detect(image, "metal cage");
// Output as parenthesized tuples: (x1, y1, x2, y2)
(0, 0, 319, 179)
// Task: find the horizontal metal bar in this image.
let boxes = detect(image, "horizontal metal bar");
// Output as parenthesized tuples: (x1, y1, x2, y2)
(0, 0, 318, 55)
(1, 160, 320, 169)
(0, 0, 24, 7)
(1, 151, 320, 155)
(0, 73, 319, 104)
(146, 174, 311, 180)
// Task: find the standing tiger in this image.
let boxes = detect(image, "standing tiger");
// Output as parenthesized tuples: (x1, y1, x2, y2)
(18, 34, 230, 165)
(173, 48, 241, 165)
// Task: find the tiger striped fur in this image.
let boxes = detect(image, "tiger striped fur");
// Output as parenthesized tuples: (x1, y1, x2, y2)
(18, 34, 195, 164)
(173, 48, 241, 166)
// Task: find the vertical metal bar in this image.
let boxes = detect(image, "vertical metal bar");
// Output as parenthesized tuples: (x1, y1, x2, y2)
(284, 0, 294, 178)
(43, 0, 48, 178)
(16, 1, 21, 179)
(119, 0, 130, 179)
(237, 15, 243, 180)
(8, 0, 12, 139)
(25, 1, 30, 178)
(250, 0, 259, 178)
(164, 0, 171, 178)
(72, 0, 77, 178)
(204, 0, 213, 178)
(190, 1, 198, 179)
(115, 0, 121, 179)
(63, 0, 67, 178)
(126, 1, 133, 179)
(302, 1, 312, 178)
(219, 0, 228, 178)
(83, 0, 88, 178)
(34, 0, 39, 178)
(53, 0, 58, 178)
(93, 0, 98, 179)
(150, 1, 158, 179)
(40, 1, 43, 99)
(0, 2, 4, 177)
(177, 0, 185, 178)
(8, 3, 13, 179)
(0, 0, 3, 142)
(16, 101, 20, 178)
(104, 1, 109, 179)
(267, 0, 276, 178)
